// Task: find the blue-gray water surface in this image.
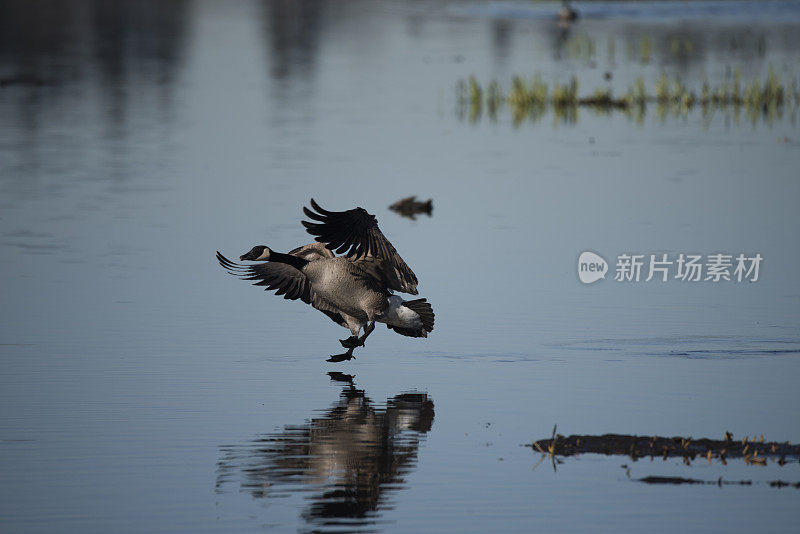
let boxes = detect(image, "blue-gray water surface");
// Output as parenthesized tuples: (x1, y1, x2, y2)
(1, 1, 799, 532)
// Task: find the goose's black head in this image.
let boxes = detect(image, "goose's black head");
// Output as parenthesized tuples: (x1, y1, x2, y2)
(240, 245, 271, 261)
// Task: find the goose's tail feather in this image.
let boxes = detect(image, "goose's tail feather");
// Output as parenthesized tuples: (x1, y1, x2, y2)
(386, 298, 435, 338)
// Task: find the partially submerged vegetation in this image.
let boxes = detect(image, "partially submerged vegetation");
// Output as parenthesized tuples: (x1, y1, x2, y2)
(528, 429, 800, 488)
(638, 476, 800, 488)
(529, 430, 800, 465)
(457, 67, 799, 126)
(562, 33, 696, 65)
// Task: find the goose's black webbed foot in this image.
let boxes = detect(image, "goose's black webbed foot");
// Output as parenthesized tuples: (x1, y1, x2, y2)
(327, 348, 355, 363)
(339, 336, 362, 349)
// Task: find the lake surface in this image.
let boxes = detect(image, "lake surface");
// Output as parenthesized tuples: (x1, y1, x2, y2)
(1, 1, 799, 532)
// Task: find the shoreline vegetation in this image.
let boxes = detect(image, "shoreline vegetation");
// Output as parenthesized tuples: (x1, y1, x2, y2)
(457, 67, 799, 126)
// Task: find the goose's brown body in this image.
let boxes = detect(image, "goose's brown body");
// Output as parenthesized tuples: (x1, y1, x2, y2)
(216, 199, 434, 362)
(302, 257, 388, 332)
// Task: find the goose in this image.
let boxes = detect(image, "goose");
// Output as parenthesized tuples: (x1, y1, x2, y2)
(388, 195, 433, 220)
(216, 199, 434, 362)
(558, 0, 578, 22)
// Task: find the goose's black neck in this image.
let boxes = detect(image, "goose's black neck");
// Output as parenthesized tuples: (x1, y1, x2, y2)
(269, 251, 309, 271)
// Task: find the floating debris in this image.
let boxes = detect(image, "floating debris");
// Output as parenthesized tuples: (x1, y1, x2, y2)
(770, 480, 800, 489)
(389, 196, 433, 220)
(530, 431, 800, 488)
(638, 476, 800, 488)
(528, 432, 800, 463)
(639, 476, 710, 485)
(638, 476, 762, 487)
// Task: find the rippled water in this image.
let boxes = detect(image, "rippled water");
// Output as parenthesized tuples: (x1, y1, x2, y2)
(1, 1, 799, 532)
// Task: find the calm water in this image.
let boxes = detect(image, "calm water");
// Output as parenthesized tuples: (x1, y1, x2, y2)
(1, 1, 799, 532)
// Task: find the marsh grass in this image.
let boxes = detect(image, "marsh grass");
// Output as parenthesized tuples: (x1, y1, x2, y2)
(458, 66, 799, 126)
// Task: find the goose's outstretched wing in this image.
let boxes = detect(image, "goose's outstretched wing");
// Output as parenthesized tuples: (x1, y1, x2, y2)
(217, 251, 310, 301)
(216, 251, 345, 325)
(301, 198, 419, 294)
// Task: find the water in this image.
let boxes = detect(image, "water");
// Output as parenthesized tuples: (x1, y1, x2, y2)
(1, 1, 799, 532)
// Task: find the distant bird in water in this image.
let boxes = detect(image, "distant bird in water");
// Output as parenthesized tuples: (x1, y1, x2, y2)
(388, 195, 433, 220)
(216, 199, 434, 362)
(558, 0, 578, 23)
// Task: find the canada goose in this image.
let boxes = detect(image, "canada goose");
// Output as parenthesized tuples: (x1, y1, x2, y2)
(216, 199, 434, 362)
(388, 195, 433, 220)
(558, 0, 578, 22)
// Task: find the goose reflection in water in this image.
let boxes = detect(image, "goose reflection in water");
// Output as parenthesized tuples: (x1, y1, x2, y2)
(216, 373, 434, 531)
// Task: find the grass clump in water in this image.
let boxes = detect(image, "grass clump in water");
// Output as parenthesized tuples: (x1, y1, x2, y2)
(458, 66, 797, 126)
(552, 76, 579, 107)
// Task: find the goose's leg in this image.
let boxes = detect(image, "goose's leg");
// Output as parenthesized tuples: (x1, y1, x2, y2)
(356, 321, 375, 346)
(329, 318, 375, 362)
(339, 316, 363, 348)
(339, 321, 376, 348)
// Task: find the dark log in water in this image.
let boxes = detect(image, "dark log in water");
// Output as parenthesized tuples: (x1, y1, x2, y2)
(529, 433, 800, 463)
